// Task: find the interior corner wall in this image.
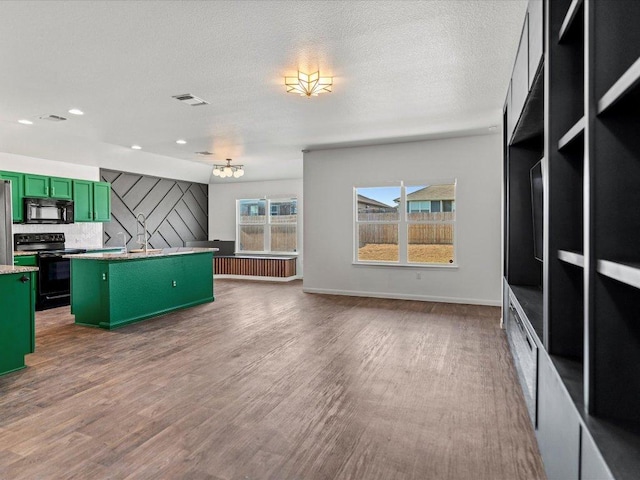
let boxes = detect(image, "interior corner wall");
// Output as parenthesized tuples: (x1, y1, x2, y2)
(303, 133, 503, 306)
(208, 178, 304, 275)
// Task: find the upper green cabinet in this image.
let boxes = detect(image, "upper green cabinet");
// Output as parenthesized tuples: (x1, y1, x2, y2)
(72, 180, 111, 222)
(24, 174, 72, 200)
(1, 169, 111, 223)
(0, 171, 24, 222)
(93, 182, 111, 222)
(73, 180, 93, 222)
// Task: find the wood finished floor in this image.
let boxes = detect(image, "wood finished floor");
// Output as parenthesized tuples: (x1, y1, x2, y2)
(0, 280, 545, 480)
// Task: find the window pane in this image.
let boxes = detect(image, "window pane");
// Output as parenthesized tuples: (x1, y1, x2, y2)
(270, 199, 297, 224)
(271, 224, 297, 252)
(357, 224, 398, 262)
(407, 224, 454, 264)
(406, 184, 455, 221)
(356, 187, 399, 221)
(238, 225, 264, 251)
(239, 199, 266, 224)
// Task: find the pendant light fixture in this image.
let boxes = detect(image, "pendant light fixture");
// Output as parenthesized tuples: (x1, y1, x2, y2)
(213, 158, 244, 178)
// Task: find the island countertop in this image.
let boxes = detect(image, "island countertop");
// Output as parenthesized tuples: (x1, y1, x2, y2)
(0, 265, 39, 275)
(64, 247, 218, 260)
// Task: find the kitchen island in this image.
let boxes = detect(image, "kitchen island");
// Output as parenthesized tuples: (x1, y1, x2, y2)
(0, 265, 38, 375)
(67, 248, 216, 330)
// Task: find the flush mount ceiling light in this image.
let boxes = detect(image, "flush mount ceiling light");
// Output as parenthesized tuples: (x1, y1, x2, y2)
(285, 70, 333, 97)
(18, 119, 33, 125)
(68, 108, 84, 115)
(176, 139, 187, 145)
(131, 145, 142, 150)
(213, 158, 244, 179)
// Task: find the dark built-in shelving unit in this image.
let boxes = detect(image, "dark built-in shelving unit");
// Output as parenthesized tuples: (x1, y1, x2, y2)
(504, 1, 640, 479)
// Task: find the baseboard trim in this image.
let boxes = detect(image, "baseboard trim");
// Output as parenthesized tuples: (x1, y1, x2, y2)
(216, 274, 302, 283)
(301, 287, 501, 306)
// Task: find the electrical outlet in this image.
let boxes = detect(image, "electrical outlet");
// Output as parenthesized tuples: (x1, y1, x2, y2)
(416, 272, 422, 280)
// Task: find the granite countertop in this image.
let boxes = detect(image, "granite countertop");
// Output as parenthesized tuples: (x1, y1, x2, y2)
(65, 247, 218, 260)
(14, 251, 38, 256)
(0, 265, 39, 275)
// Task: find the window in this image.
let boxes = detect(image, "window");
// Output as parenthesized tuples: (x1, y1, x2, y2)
(237, 198, 297, 253)
(355, 181, 456, 265)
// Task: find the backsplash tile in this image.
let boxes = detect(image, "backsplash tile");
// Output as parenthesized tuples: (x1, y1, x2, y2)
(13, 223, 103, 248)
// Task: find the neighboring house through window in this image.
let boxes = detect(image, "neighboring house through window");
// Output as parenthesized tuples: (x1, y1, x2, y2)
(354, 181, 456, 265)
(237, 197, 297, 253)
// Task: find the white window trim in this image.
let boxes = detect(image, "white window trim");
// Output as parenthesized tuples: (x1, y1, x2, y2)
(353, 180, 458, 268)
(236, 197, 298, 254)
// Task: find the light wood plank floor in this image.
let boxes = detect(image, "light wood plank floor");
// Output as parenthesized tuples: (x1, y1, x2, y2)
(0, 280, 545, 479)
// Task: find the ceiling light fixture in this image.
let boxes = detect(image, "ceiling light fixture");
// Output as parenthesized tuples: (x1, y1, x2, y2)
(131, 145, 142, 150)
(212, 158, 244, 179)
(18, 119, 33, 125)
(176, 139, 187, 145)
(68, 108, 84, 115)
(285, 70, 333, 97)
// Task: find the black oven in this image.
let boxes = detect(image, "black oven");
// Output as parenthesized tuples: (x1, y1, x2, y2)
(14, 233, 85, 310)
(37, 252, 73, 310)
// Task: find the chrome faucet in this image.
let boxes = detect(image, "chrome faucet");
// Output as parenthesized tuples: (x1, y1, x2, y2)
(117, 231, 127, 253)
(136, 213, 149, 253)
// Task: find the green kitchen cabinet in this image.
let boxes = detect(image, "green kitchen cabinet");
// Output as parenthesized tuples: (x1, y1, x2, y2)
(14, 255, 37, 267)
(73, 180, 93, 222)
(0, 270, 36, 376)
(0, 171, 24, 222)
(73, 180, 111, 222)
(93, 182, 111, 222)
(24, 174, 72, 199)
(71, 251, 214, 330)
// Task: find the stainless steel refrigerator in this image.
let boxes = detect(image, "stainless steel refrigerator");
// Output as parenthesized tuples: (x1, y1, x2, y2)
(0, 180, 14, 266)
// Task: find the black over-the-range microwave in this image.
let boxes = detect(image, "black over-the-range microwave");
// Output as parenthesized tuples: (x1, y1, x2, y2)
(23, 197, 74, 224)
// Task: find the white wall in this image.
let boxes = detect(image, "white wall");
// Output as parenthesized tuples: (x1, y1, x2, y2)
(1, 151, 104, 247)
(208, 178, 304, 274)
(303, 133, 502, 306)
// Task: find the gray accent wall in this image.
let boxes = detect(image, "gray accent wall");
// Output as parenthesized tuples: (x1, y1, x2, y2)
(101, 169, 208, 250)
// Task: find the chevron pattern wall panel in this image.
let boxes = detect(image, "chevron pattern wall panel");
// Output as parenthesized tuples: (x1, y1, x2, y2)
(100, 169, 208, 250)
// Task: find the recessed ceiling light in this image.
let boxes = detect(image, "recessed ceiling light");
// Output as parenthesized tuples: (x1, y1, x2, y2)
(131, 145, 142, 150)
(68, 109, 84, 115)
(18, 119, 33, 125)
(176, 139, 187, 145)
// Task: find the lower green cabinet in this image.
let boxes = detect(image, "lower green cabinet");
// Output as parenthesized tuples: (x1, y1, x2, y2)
(14, 255, 37, 267)
(0, 171, 24, 222)
(72, 180, 111, 222)
(0, 271, 36, 376)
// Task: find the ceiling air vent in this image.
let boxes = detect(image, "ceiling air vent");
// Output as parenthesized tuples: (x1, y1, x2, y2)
(196, 151, 214, 156)
(172, 93, 209, 106)
(39, 114, 67, 122)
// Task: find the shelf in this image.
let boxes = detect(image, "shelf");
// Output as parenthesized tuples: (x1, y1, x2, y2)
(558, 249, 585, 268)
(551, 354, 584, 411)
(597, 259, 640, 290)
(598, 57, 640, 115)
(510, 61, 545, 146)
(509, 284, 543, 342)
(558, 116, 585, 151)
(558, 0, 584, 43)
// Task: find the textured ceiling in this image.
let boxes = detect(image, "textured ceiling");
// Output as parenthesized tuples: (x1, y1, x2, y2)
(0, 0, 527, 183)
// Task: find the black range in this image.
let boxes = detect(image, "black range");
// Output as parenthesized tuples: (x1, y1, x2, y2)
(14, 233, 86, 310)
